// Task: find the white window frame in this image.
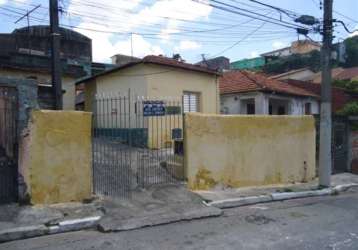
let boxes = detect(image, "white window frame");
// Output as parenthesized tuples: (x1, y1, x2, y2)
(183, 91, 201, 113)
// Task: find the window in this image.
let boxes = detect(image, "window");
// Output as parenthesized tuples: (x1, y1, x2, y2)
(305, 103, 312, 115)
(247, 103, 255, 114)
(183, 91, 200, 113)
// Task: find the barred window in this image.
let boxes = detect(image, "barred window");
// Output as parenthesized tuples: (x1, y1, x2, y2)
(183, 91, 200, 113)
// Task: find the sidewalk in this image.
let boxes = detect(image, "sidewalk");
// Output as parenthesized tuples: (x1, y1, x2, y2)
(98, 184, 222, 232)
(0, 184, 222, 243)
(195, 173, 358, 208)
(0, 202, 104, 243)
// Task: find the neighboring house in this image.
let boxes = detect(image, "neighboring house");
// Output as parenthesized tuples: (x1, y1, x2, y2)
(0, 25, 93, 109)
(230, 57, 265, 71)
(261, 40, 321, 63)
(309, 66, 358, 84)
(284, 79, 356, 113)
(196, 56, 230, 72)
(111, 54, 141, 66)
(270, 68, 315, 81)
(78, 55, 220, 113)
(220, 71, 319, 115)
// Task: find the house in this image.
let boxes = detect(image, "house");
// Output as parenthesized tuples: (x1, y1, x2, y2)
(309, 66, 358, 84)
(270, 68, 315, 81)
(220, 71, 319, 115)
(261, 40, 321, 63)
(283, 79, 355, 113)
(78, 55, 220, 113)
(0, 25, 93, 109)
(77, 55, 220, 148)
(111, 54, 141, 66)
(230, 57, 265, 71)
(196, 56, 230, 72)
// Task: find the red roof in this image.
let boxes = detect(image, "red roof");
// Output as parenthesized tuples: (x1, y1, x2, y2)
(335, 66, 358, 81)
(77, 55, 219, 85)
(141, 55, 220, 75)
(219, 71, 319, 98)
(284, 79, 355, 112)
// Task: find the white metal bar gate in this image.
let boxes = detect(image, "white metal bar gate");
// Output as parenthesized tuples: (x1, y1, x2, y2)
(92, 93, 185, 198)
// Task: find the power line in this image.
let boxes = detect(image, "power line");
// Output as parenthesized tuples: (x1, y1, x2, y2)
(209, 21, 267, 58)
(191, 0, 310, 31)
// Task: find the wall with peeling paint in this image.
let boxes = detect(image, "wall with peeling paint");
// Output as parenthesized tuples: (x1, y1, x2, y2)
(21, 110, 92, 204)
(184, 113, 316, 190)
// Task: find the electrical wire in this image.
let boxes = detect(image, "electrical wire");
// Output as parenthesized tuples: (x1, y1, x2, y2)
(209, 21, 267, 58)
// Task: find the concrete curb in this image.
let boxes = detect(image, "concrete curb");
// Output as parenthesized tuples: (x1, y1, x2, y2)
(0, 216, 101, 243)
(207, 184, 358, 209)
(98, 206, 223, 232)
(209, 195, 272, 209)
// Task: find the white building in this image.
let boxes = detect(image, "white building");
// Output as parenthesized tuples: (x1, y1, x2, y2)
(220, 71, 320, 115)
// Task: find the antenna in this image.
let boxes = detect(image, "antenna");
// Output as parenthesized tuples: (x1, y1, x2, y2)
(14, 4, 41, 55)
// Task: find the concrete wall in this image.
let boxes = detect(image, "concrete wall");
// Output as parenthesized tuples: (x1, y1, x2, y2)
(0, 68, 76, 110)
(221, 92, 319, 115)
(20, 110, 92, 204)
(184, 113, 316, 190)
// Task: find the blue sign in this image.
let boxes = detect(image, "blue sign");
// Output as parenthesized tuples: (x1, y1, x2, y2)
(143, 101, 166, 116)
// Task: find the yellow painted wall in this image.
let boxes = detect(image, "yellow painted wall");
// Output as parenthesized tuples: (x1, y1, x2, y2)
(22, 110, 92, 204)
(83, 63, 219, 149)
(84, 79, 97, 112)
(145, 64, 219, 148)
(0, 68, 76, 110)
(146, 64, 219, 114)
(184, 113, 316, 190)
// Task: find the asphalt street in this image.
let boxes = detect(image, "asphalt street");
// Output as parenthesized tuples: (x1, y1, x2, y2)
(2, 187, 358, 250)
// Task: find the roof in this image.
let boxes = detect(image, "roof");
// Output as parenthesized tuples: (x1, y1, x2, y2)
(284, 79, 354, 112)
(310, 67, 358, 83)
(269, 68, 314, 80)
(219, 70, 319, 98)
(335, 66, 358, 81)
(76, 55, 220, 85)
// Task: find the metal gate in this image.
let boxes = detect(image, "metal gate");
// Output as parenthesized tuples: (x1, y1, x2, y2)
(332, 118, 348, 173)
(92, 93, 185, 198)
(0, 87, 18, 204)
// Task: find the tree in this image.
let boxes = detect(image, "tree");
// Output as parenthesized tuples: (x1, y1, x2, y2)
(333, 79, 358, 92)
(344, 35, 358, 67)
(262, 50, 321, 74)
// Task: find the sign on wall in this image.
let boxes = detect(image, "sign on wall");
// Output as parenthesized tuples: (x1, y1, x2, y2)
(143, 100, 166, 116)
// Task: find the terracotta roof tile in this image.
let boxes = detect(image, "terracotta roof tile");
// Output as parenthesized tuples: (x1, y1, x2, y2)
(76, 55, 219, 85)
(219, 70, 318, 98)
(335, 66, 358, 81)
(310, 67, 358, 83)
(142, 55, 220, 75)
(284, 79, 355, 112)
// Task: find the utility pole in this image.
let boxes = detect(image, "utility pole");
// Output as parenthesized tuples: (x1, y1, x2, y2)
(319, 0, 333, 187)
(49, 0, 63, 109)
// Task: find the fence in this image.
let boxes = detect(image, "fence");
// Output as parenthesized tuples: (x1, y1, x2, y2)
(92, 93, 185, 198)
(0, 87, 18, 204)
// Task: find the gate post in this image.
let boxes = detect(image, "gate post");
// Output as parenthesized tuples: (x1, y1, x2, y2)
(0, 77, 38, 204)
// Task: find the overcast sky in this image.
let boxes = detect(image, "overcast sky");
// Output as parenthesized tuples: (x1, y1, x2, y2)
(0, 0, 357, 63)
